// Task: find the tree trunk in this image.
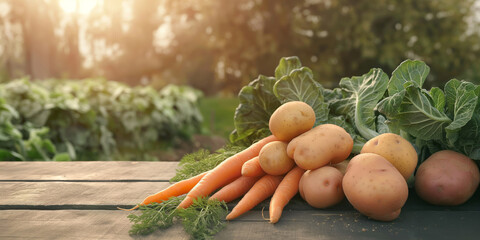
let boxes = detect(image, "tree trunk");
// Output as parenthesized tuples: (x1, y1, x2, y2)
(21, 0, 57, 80)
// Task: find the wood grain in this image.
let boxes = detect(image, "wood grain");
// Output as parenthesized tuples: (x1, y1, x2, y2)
(1, 209, 478, 240)
(0, 182, 172, 208)
(1, 161, 479, 240)
(0, 161, 179, 181)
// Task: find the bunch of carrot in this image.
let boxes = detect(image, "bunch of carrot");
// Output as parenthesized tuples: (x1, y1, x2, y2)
(122, 134, 304, 224)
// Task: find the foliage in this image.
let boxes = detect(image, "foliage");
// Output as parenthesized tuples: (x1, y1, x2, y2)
(147, 0, 480, 93)
(177, 197, 228, 240)
(128, 196, 183, 235)
(329, 68, 390, 140)
(1, 0, 480, 95)
(0, 78, 203, 161)
(230, 56, 330, 145)
(128, 196, 228, 240)
(377, 61, 480, 161)
(230, 56, 480, 161)
(0, 97, 69, 161)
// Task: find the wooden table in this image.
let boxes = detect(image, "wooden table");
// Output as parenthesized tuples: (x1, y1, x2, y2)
(1, 161, 479, 239)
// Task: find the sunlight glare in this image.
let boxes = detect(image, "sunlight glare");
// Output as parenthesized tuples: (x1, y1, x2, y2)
(59, 0, 99, 15)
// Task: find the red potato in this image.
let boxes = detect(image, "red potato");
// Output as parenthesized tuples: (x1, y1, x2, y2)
(342, 153, 408, 221)
(299, 166, 344, 208)
(287, 124, 353, 170)
(415, 150, 480, 206)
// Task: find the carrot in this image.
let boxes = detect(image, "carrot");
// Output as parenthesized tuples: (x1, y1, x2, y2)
(225, 174, 283, 220)
(118, 171, 209, 211)
(209, 175, 263, 203)
(241, 156, 265, 177)
(177, 135, 278, 209)
(269, 166, 305, 223)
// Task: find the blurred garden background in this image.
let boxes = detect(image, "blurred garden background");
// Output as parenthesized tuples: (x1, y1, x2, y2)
(1, 0, 480, 161)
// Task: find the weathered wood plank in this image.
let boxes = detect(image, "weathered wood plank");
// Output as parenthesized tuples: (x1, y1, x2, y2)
(1, 161, 479, 240)
(0, 210, 189, 240)
(217, 209, 480, 240)
(0, 161, 179, 181)
(1, 209, 479, 240)
(0, 182, 172, 208)
(2, 180, 479, 211)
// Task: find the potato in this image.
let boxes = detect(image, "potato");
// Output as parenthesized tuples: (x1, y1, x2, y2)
(287, 124, 353, 170)
(258, 141, 295, 175)
(299, 166, 344, 208)
(414, 150, 480, 206)
(361, 133, 418, 180)
(342, 153, 408, 221)
(269, 101, 316, 141)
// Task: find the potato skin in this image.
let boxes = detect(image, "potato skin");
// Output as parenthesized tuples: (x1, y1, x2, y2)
(269, 101, 315, 141)
(287, 124, 353, 170)
(343, 153, 408, 221)
(361, 133, 418, 180)
(414, 150, 480, 206)
(258, 141, 295, 175)
(299, 166, 344, 208)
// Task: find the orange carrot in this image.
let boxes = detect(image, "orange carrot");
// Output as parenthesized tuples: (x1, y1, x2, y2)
(119, 171, 209, 211)
(177, 135, 278, 209)
(225, 174, 283, 220)
(269, 166, 305, 223)
(209, 175, 263, 203)
(241, 156, 265, 177)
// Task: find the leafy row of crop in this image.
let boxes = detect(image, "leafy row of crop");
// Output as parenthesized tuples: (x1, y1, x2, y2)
(230, 57, 480, 162)
(0, 78, 203, 161)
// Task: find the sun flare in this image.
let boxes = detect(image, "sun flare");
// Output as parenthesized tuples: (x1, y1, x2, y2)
(59, 0, 99, 15)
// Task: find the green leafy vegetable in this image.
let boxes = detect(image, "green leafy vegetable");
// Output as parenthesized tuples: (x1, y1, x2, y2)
(429, 87, 446, 112)
(230, 56, 480, 161)
(443, 79, 478, 146)
(274, 67, 329, 125)
(274, 56, 303, 80)
(376, 60, 480, 160)
(388, 59, 430, 95)
(378, 84, 452, 141)
(230, 57, 329, 145)
(230, 75, 280, 145)
(330, 68, 389, 140)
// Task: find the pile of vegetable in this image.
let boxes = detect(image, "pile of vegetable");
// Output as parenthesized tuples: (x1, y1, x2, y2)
(125, 56, 480, 239)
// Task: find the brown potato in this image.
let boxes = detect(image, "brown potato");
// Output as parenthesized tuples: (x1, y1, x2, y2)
(287, 124, 353, 170)
(415, 150, 480, 206)
(258, 141, 295, 175)
(269, 101, 316, 141)
(361, 133, 418, 180)
(343, 153, 408, 221)
(299, 166, 344, 208)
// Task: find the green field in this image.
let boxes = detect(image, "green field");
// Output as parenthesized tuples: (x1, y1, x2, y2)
(198, 96, 239, 139)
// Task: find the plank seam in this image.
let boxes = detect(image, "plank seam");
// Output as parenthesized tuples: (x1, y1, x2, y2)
(0, 179, 170, 182)
(0, 204, 135, 210)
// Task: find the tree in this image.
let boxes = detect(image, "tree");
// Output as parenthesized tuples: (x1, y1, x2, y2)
(84, 0, 162, 85)
(148, 0, 480, 93)
(1, 0, 479, 94)
(1, 0, 84, 80)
